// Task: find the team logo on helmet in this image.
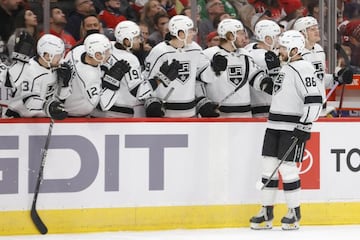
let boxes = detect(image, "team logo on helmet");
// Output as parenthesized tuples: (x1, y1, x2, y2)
(273, 72, 284, 94)
(177, 61, 190, 83)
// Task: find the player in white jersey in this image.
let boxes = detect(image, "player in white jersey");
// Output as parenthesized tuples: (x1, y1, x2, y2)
(250, 30, 322, 231)
(63, 33, 118, 117)
(245, 19, 281, 117)
(91, 21, 160, 118)
(4, 34, 68, 120)
(143, 15, 219, 118)
(293, 16, 353, 115)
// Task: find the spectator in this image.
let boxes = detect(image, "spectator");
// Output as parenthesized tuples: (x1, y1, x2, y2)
(7, 8, 38, 58)
(0, 0, 23, 43)
(42, 6, 76, 54)
(237, 3, 256, 42)
(148, 11, 169, 46)
(118, 0, 138, 22)
(205, 31, 220, 48)
(133, 21, 152, 69)
(247, 0, 283, 21)
(339, 19, 360, 70)
(77, 14, 102, 45)
(140, 0, 166, 34)
(278, 0, 305, 30)
(65, 0, 96, 41)
(198, 0, 237, 20)
(98, 0, 127, 29)
(198, 0, 226, 49)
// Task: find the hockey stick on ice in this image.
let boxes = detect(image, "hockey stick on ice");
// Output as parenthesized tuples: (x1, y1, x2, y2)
(30, 118, 54, 235)
(256, 138, 298, 190)
(334, 43, 350, 117)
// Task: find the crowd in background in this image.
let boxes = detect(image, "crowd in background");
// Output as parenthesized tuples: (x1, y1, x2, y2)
(0, 0, 360, 119)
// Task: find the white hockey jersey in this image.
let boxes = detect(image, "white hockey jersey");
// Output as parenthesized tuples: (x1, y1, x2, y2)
(301, 43, 335, 100)
(64, 45, 103, 117)
(5, 58, 57, 117)
(202, 46, 252, 118)
(92, 42, 150, 118)
(268, 59, 322, 131)
(144, 41, 210, 118)
(245, 42, 273, 117)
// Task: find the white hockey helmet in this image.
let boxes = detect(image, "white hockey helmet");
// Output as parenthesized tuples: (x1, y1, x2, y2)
(37, 34, 65, 66)
(293, 16, 318, 32)
(84, 33, 112, 63)
(254, 19, 281, 42)
(114, 20, 140, 49)
(168, 15, 194, 41)
(278, 30, 305, 57)
(217, 18, 244, 39)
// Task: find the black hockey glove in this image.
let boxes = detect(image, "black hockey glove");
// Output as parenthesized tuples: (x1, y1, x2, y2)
(144, 97, 165, 117)
(260, 77, 274, 95)
(334, 67, 353, 85)
(196, 97, 220, 118)
(292, 123, 312, 143)
(57, 62, 72, 87)
(157, 59, 181, 87)
(211, 53, 227, 76)
(102, 60, 131, 91)
(265, 51, 280, 76)
(44, 100, 68, 120)
(13, 31, 35, 63)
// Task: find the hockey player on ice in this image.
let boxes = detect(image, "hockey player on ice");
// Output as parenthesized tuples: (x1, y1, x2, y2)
(91, 21, 164, 118)
(63, 33, 116, 117)
(249, 30, 322, 231)
(245, 19, 281, 118)
(293, 16, 353, 116)
(4, 34, 69, 120)
(143, 15, 219, 118)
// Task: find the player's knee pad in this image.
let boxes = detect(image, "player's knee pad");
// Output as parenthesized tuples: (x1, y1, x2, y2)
(279, 161, 300, 182)
(144, 97, 164, 117)
(262, 156, 279, 179)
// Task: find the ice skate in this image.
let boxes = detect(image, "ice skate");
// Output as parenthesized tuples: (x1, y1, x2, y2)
(250, 206, 274, 230)
(281, 207, 301, 230)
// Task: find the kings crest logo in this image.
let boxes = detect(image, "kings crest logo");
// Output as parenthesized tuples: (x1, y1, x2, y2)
(313, 61, 324, 80)
(227, 66, 246, 87)
(177, 61, 191, 83)
(273, 73, 285, 94)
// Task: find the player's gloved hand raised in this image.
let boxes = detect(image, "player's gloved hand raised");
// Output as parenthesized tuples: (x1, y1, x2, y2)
(292, 123, 312, 143)
(211, 53, 227, 76)
(334, 67, 353, 85)
(196, 97, 220, 117)
(265, 51, 280, 76)
(13, 31, 35, 63)
(102, 60, 131, 90)
(57, 62, 72, 87)
(157, 59, 181, 87)
(260, 77, 274, 95)
(144, 97, 165, 117)
(44, 100, 68, 120)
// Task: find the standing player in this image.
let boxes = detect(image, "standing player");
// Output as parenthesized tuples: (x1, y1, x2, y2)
(201, 18, 270, 118)
(143, 15, 219, 118)
(249, 30, 322, 230)
(245, 19, 281, 117)
(293, 16, 353, 115)
(92, 20, 174, 118)
(63, 33, 124, 117)
(4, 34, 68, 120)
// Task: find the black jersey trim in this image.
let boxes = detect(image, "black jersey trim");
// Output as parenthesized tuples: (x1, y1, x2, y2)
(251, 105, 270, 114)
(219, 105, 251, 113)
(268, 113, 301, 123)
(164, 100, 197, 110)
(304, 95, 322, 104)
(283, 179, 301, 191)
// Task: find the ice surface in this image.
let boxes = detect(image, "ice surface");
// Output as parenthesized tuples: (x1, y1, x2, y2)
(1, 225, 359, 240)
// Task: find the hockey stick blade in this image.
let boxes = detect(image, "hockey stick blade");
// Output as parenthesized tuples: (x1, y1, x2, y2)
(30, 205, 48, 234)
(257, 138, 298, 190)
(30, 119, 54, 234)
